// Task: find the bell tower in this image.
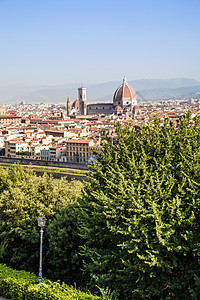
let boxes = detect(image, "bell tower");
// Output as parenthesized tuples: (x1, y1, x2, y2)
(78, 87, 86, 115)
(67, 96, 71, 117)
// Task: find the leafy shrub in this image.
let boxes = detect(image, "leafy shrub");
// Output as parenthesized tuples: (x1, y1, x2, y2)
(16, 151, 31, 155)
(0, 264, 100, 300)
(0, 165, 83, 275)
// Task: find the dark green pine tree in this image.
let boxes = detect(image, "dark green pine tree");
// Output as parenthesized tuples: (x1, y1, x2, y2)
(79, 110, 200, 299)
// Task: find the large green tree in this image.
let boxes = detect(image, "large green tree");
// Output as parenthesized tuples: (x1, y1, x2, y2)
(80, 111, 200, 299)
(0, 165, 83, 275)
(46, 204, 86, 286)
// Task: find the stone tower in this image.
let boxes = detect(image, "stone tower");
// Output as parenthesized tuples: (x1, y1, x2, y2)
(67, 96, 71, 117)
(78, 87, 86, 115)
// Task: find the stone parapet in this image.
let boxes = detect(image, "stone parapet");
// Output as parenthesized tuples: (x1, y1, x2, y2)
(0, 156, 88, 170)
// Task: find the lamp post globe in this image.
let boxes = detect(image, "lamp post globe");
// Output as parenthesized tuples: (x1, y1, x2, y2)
(36, 214, 46, 284)
(37, 214, 47, 228)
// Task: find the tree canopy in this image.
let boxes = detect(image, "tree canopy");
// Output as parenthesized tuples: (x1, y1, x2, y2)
(79, 111, 200, 299)
(0, 165, 83, 275)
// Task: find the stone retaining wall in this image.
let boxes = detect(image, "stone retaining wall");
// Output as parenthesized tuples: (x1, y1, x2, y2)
(35, 171, 89, 182)
(0, 156, 88, 170)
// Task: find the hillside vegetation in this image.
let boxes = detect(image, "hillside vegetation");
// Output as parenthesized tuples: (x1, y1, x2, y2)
(1, 110, 200, 299)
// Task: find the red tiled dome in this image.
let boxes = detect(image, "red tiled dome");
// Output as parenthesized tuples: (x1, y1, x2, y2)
(114, 105, 123, 110)
(113, 76, 136, 101)
(72, 99, 79, 109)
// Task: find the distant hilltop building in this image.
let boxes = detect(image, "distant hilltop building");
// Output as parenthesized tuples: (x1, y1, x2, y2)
(0, 106, 6, 115)
(67, 76, 138, 117)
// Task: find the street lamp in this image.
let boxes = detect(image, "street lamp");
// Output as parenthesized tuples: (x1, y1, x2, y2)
(36, 214, 47, 283)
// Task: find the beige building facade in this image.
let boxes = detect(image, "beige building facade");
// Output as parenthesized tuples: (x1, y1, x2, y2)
(5, 139, 29, 157)
(66, 139, 94, 163)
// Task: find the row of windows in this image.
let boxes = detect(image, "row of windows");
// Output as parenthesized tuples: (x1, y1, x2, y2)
(88, 107, 112, 110)
(67, 152, 86, 157)
(40, 157, 56, 161)
(66, 157, 86, 162)
(67, 147, 88, 151)
(0, 119, 20, 123)
(66, 143, 88, 146)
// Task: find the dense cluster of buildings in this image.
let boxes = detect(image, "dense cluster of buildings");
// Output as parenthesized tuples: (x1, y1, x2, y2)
(0, 77, 200, 167)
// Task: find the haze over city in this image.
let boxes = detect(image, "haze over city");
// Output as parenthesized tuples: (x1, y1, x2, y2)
(0, 0, 200, 87)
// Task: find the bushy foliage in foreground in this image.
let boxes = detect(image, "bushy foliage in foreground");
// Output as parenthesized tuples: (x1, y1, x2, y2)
(0, 264, 100, 300)
(46, 205, 85, 286)
(79, 111, 200, 299)
(0, 165, 83, 279)
(2, 111, 200, 299)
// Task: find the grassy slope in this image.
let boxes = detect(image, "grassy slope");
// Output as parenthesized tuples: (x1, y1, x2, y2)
(0, 163, 88, 177)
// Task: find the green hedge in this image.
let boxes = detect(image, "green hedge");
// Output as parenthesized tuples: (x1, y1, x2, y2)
(0, 264, 100, 300)
(16, 151, 31, 155)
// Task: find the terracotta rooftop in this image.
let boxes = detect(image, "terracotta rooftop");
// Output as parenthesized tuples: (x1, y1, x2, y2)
(72, 99, 79, 108)
(115, 105, 123, 110)
(0, 115, 21, 119)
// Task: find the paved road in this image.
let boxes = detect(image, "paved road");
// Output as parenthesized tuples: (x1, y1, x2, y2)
(0, 297, 9, 300)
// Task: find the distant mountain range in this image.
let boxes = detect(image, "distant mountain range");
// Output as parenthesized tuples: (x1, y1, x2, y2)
(0, 78, 200, 105)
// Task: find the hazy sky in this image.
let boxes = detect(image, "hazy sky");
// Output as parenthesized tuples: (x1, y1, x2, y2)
(0, 0, 200, 85)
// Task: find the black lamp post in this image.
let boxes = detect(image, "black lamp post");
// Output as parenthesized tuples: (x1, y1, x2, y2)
(36, 214, 46, 283)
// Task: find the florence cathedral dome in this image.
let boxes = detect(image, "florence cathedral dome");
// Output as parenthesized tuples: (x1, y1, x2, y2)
(113, 76, 137, 111)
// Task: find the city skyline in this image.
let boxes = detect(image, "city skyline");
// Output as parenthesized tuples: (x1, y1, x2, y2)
(0, 0, 200, 86)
